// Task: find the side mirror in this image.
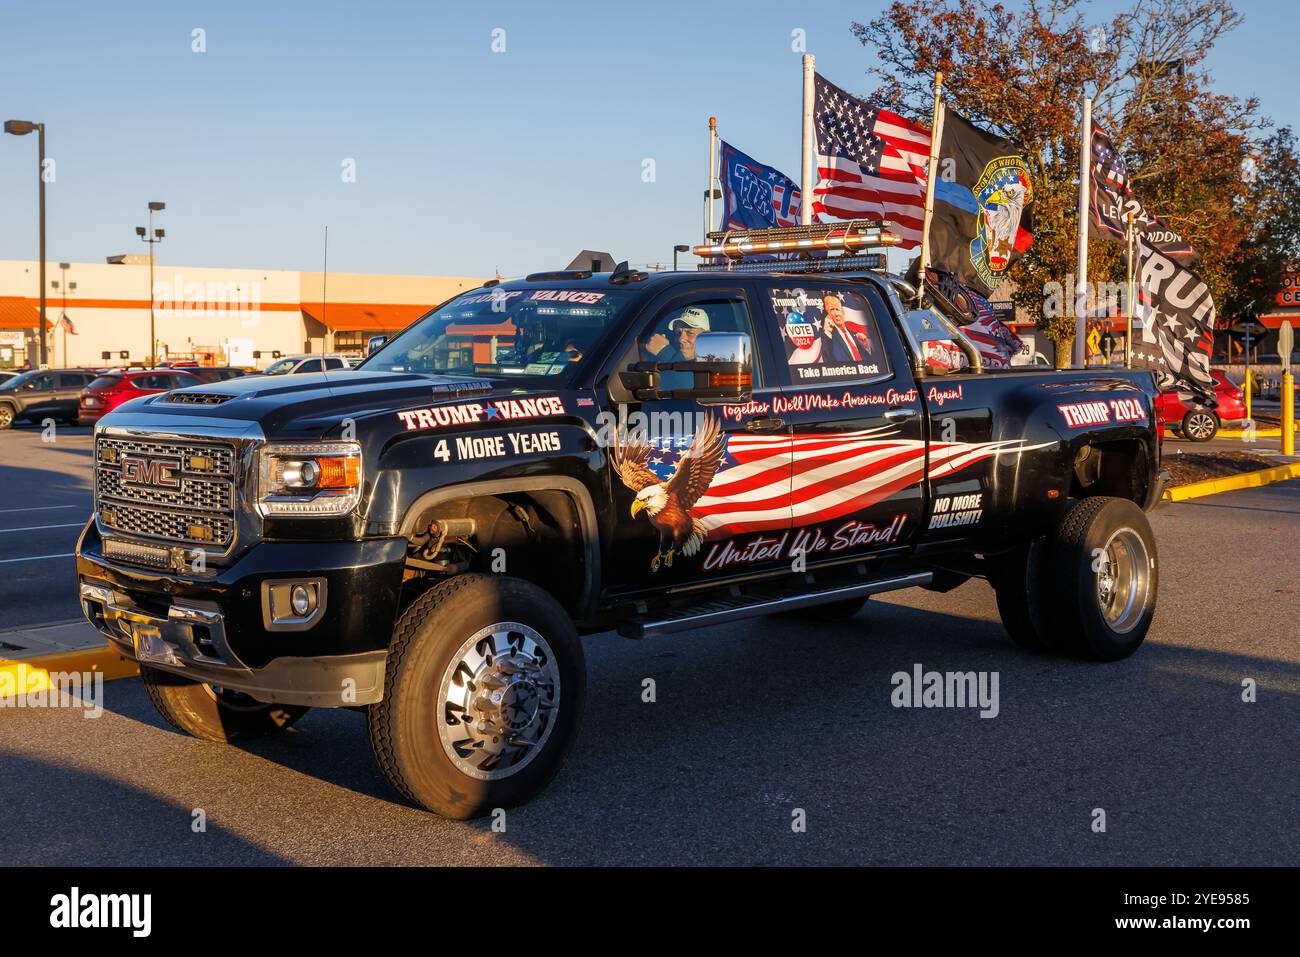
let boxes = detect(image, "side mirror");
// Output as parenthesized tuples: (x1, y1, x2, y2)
(625, 331, 753, 402)
(367, 335, 388, 356)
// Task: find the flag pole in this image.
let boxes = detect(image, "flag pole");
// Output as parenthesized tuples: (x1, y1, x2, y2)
(705, 116, 717, 242)
(1125, 210, 1136, 369)
(1074, 95, 1093, 368)
(800, 54, 815, 226)
(917, 71, 945, 305)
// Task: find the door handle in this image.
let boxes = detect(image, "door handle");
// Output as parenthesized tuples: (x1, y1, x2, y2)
(884, 407, 918, 421)
(746, 416, 786, 433)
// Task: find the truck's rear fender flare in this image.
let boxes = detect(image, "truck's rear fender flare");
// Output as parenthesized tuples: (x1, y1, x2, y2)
(392, 474, 604, 621)
(981, 381, 1157, 530)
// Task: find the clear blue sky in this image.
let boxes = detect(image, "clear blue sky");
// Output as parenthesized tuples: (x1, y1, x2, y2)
(1, 0, 1294, 279)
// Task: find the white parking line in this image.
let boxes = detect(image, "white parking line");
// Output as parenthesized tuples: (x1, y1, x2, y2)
(0, 523, 85, 533)
(0, 552, 75, 564)
(0, 504, 79, 513)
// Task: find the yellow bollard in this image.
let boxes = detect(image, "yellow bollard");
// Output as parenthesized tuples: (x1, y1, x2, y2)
(1244, 368, 1252, 423)
(1284, 373, 1295, 457)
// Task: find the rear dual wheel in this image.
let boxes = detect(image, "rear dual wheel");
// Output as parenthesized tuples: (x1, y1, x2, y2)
(991, 496, 1157, 661)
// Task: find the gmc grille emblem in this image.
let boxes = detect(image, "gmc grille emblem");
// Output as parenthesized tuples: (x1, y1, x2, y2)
(121, 454, 181, 489)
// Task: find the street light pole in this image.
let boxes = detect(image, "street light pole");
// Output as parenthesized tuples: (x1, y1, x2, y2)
(4, 119, 48, 367)
(137, 202, 165, 365)
(38, 123, 46, 368)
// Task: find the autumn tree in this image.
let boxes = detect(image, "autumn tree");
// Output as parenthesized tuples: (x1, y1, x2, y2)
(852, 0, 1266, 364)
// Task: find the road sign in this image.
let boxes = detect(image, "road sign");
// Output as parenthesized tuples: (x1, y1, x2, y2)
(1279, 321, 1294, 373)
(1227, 318, 1269, 342)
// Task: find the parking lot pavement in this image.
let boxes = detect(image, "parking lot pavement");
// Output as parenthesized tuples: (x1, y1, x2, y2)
(0, 424, 94, 627)
(0, 480, 1295, 867)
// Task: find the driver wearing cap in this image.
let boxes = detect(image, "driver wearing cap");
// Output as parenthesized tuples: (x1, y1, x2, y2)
(643, 307, 710, 362)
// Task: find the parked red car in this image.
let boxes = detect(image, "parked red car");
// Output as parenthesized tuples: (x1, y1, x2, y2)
(1158, 369, 1246, 442)
(77, 369, 205, 425)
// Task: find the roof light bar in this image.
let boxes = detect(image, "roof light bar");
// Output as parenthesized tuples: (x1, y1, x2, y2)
(697, 253, 887, 275)
(691, 220, 898, 260)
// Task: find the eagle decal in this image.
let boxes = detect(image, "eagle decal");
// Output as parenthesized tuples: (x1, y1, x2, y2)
(612, 414, 726, 572)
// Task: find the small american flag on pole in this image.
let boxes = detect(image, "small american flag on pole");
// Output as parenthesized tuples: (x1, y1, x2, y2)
(811, 73, 931, 247)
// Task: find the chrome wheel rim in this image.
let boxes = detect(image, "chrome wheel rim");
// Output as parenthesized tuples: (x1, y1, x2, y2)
(0, 407, 11, 427)
(436, 621, 561, 781)
(1186, 412, 1215, 439)
(1095, 527, 1150, 634)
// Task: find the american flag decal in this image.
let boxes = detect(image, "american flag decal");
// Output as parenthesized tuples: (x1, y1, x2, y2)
(623, 421, 1054, 546)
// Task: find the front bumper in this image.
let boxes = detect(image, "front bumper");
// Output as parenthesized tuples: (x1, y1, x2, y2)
(77, 521, 406, 707)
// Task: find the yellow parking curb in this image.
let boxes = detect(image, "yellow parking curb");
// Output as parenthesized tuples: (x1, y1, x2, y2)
(0, 644, 138, 695)
(1218, 428, 1281, 438)
(1163, 461, 1300, 502)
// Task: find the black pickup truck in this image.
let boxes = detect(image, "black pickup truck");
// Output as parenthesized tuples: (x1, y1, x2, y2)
(76, 259, 1165, 818)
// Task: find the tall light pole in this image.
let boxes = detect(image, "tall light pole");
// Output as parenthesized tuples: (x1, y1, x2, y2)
(137, 202, 165, 365)
(4, 119, 48, 368)
(673, 245, 689, 271)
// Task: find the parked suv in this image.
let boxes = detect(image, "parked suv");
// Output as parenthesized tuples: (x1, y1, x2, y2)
(78, 370, 206, 425)
(0, 368, 98, 429)
(259, 355, 352, 375)
(1158, 369, 1247, 442)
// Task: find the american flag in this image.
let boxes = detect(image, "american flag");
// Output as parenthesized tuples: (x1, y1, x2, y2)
(641, 426, 1050, 537)
(812, 73, 931, 247)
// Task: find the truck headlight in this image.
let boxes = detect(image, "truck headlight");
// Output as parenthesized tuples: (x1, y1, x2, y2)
(258, 442, 362, 516)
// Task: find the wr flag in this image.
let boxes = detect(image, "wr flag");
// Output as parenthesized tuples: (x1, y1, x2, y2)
(1089, 128, 1196, 262)
(810, 73, 930, 247)
(717, 141, 810, 231)
(929, 109, 1034, 294)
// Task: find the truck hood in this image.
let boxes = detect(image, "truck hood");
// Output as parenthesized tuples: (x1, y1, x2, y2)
(102, 370, 541, 439)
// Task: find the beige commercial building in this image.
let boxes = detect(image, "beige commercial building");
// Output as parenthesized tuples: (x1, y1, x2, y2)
(0, 259, 486, 369)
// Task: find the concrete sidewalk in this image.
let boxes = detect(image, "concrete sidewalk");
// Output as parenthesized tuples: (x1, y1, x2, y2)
(0, 619, 103, 658)
(0, 619, 138, 690)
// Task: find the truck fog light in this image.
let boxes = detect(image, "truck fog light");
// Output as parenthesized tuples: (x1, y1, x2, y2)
(261, 578, 327, 631)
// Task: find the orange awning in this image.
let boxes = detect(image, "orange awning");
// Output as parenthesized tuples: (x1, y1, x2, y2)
(300, 302, 430, 332)
(1260, 312, 1300, 329)
(0, 297, 47, 331)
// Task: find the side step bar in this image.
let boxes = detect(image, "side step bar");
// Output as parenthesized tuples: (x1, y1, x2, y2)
(616, 571, 932, 639)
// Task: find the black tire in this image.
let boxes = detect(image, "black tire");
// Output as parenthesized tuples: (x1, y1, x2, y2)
(989, 538, 1052, 652)
(0, 404, 14, 430)
(139, 665, 309, 742)
(1181, 408, 1218, 442)
(368, 573, 586, 819)
(1044, 497, 1158, 661)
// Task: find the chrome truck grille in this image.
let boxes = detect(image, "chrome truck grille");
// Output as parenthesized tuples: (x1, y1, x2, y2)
(95, 435, 238, 548)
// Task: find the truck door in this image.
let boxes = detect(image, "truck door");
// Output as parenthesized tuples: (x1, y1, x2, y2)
(751, 278, 925, 561)
(600, 284, 793, 595)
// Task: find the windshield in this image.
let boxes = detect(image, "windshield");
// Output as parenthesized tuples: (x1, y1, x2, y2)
(263, 359, 298, 375)
(0, 370, 37, 391)
(361, 286, 638, 379)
